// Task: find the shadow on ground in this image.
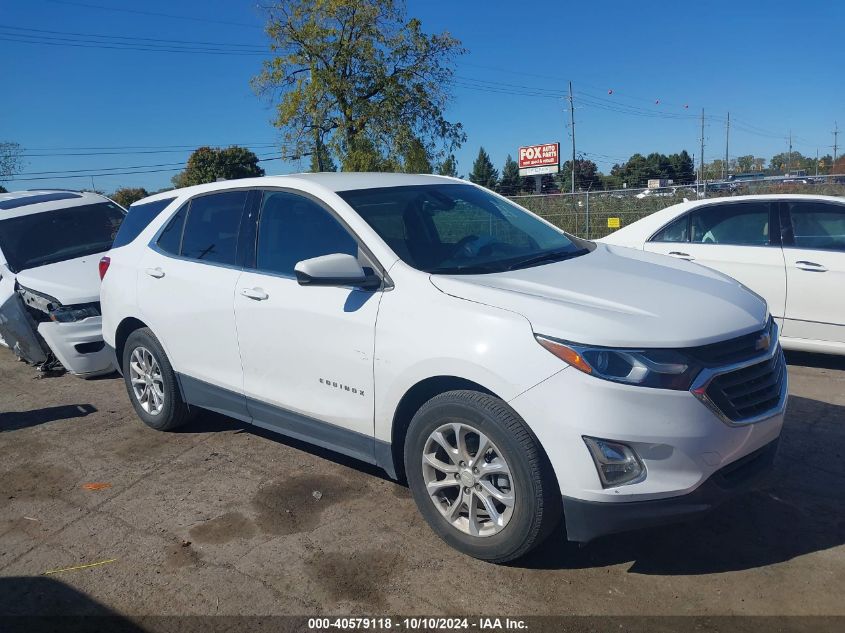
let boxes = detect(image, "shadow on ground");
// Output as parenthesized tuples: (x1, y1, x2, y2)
(518, 394, 845, 574)
(0, 576, 145, 631)
(784, 350, 845, 371)
(0, 404, 97, 432)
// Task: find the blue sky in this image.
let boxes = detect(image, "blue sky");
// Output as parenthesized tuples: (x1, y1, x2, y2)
(2, 0, 843, 192)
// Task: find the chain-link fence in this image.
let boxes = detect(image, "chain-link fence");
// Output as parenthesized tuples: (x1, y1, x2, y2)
(508, 180, 845, 240)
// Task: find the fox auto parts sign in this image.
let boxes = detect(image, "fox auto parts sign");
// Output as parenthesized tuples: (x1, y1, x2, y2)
(518, 142, 560, 176)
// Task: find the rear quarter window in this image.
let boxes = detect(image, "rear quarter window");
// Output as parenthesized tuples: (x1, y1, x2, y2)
(112, 197, 176, 248)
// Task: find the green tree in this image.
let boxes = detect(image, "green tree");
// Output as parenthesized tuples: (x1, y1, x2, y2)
(769, 151, 807, 173)
(468, 147, 498, 189)
(0, 141, 24, 183)
(668, 151, 695, 183)
(817, 154, 833, 175)
(110, 187, 149, 208)
(499, 155, 520, 195)
(437, 154, 458, 177)
(342, 136, 391, 171)
(399, 135, 433, 173)
(253, 0, 465, 171)
(558, 158, 600, 191)
(172, 146, 265, 188)
(736, 155, 755, 173)
(309, 134, 337, 172)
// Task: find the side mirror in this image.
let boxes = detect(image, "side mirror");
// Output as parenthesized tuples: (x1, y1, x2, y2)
(294, 253, 380, 289)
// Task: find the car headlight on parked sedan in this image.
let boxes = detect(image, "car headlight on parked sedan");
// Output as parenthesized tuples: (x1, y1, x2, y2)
(535, 335, 701, 390)
(49, 303, 101, 323)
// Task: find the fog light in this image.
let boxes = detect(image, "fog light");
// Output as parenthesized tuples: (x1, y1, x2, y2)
(583, 436, 645, 488)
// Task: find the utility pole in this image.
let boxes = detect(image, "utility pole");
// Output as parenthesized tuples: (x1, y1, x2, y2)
(568, 81, 576, 194)
(723, 112, 730, 180)
(834, 122, 839, 173)
(787, 131, 793, 175)
(699, 108, 705, 196)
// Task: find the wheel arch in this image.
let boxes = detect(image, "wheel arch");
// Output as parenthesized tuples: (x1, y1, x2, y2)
(388, 375, 497, 482)
(114, 316, 149, 369)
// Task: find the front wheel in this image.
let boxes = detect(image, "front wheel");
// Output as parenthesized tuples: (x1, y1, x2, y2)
(122, 328, 193, 431)
(404, 390, 561, 563)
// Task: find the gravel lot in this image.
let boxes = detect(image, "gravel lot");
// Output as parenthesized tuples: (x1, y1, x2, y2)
(1, 346, 843, 618)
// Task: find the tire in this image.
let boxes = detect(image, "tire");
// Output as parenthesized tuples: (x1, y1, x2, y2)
(404, 390, 561, 563)
(122, 328, 192, 431)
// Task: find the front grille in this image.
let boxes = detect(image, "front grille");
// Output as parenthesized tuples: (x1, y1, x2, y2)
(705, 348, 786, 422)
(687, 317, 775, 366)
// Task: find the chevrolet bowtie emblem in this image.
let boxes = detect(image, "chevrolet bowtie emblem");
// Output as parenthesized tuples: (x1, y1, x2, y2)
(755, 333, 771, 351)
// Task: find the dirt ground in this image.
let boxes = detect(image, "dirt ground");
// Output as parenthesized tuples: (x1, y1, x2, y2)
(1, 346, 843, 617)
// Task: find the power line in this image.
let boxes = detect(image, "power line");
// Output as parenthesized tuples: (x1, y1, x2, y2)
(42, 0, 262, 29)
(9, 154, 291, 182)
(0, 33, 266, 56)
(22, 144, 280, 158)
(0, 25, 265, 49)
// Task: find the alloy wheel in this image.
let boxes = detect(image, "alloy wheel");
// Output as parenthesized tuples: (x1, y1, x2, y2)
(421, 422, 515, 537)
(129, 346, 165, 415)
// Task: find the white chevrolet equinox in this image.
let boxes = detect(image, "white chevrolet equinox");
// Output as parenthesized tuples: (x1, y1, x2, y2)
(100, 173, 786, 562)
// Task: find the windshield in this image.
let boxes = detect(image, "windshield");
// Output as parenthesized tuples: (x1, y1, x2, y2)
(338, 184, 591, 273)
(0, 202, 125, 273)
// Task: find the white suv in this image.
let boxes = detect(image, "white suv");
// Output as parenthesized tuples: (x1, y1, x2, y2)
(100, 174, 786, 562)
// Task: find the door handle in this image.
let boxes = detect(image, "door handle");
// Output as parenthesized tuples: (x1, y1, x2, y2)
(145, 267, 165, 279)
(795, 260, 827, 272)
(240, 287, 269, 301)
(668, 251, 695, 261)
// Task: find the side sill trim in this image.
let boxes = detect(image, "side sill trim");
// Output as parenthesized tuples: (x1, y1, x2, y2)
(174, 372, 395, 478)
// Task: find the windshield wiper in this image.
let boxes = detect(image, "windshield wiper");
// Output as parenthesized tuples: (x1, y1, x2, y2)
(505, 248, 588, 271)
(427, 264, 504, 275)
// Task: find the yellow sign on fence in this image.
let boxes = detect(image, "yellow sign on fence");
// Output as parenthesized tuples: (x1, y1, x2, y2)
(607, 217, 621, 229)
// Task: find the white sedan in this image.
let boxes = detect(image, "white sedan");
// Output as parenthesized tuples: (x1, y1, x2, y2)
(601, 194, 845, 355)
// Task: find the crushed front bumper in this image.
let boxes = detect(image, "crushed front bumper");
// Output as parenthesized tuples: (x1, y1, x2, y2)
(37, 316, 115, 377)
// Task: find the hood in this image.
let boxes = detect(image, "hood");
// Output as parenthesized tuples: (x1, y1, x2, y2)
(429, 243, 768, 348)
(14, 253, 105, 305)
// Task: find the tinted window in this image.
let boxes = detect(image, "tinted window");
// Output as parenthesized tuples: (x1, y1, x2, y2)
(180, 191, 248, 265)
(0, 192, 81, 210)
(690, 202, 770, 245)
(113, 197, 175, 248)
(339, 184, 588, 274)
(256, 191, 357, 276)
(156, 203, 188, 255)
(652, 216, 689, 242)
(787, 201, 845, 251)
(0, 202, 124, 272)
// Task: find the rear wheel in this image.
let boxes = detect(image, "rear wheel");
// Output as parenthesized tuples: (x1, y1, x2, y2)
(122, 328, 192, 431)
(404, 390, 561, 563)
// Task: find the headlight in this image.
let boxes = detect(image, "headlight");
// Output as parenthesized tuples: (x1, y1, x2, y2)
(535, 335, 701, 390)
(49, 303, 100, 323)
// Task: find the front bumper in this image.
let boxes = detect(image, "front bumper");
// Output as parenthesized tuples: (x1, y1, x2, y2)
(508, 349, 786, 541)
(37, 316, 115, 377)
(562, 438, 779, 542)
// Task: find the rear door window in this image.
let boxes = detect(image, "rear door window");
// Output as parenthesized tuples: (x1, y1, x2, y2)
(786, 200, 845, 251)
(689, 202, 771, 245)
(179, 191, 249, 265)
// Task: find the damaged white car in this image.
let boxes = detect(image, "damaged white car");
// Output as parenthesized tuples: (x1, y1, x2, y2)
(0, 190, 124, 376)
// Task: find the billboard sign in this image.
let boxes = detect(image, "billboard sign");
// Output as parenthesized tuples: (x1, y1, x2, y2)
(518, 142, 560, 176)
